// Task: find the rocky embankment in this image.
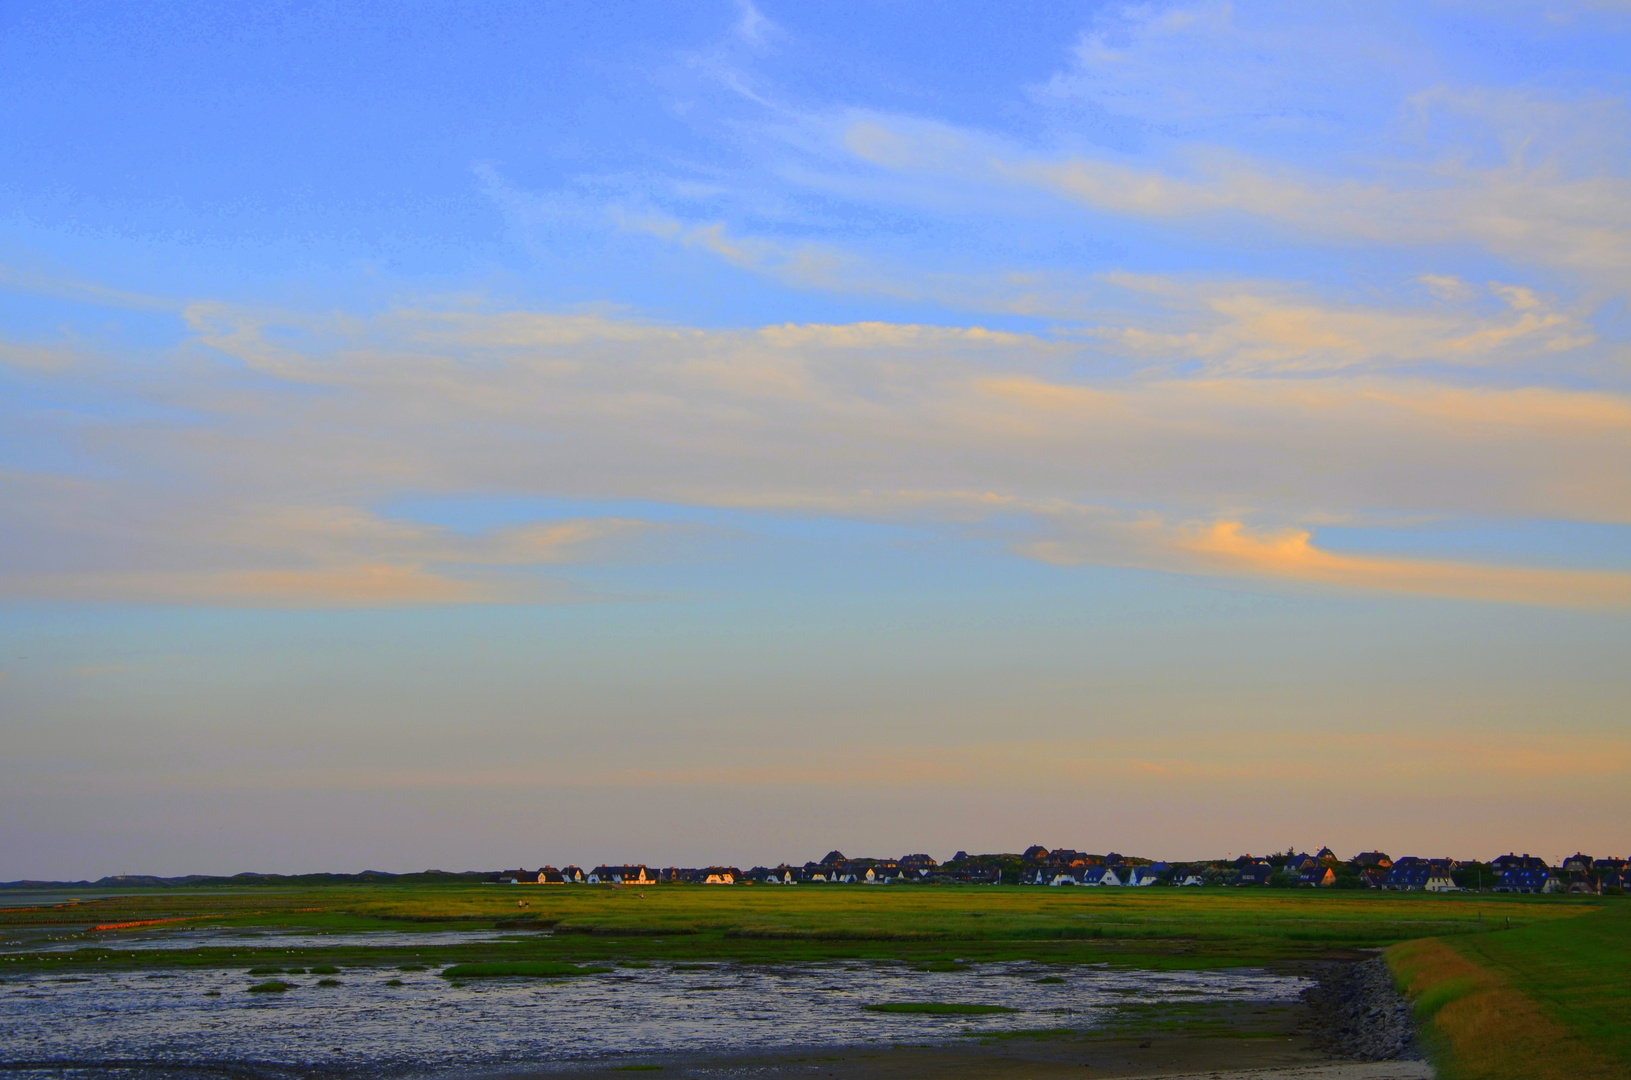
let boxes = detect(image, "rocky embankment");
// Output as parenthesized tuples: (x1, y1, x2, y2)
(1304, 956, 1422, 1062)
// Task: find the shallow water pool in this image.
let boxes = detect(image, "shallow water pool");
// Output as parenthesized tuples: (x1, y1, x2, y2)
(0, 959, 1309, 1077)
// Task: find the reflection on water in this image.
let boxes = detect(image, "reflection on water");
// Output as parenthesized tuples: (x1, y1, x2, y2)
(0, 959, 1309, 1077)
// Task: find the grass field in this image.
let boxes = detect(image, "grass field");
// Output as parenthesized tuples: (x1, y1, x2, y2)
(0, 882, 1599, 973)
(1388, 900, 1631, 1080)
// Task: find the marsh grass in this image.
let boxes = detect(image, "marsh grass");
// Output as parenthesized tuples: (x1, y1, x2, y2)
(247, 980, 293, 993)
(2, 881, 1590, 971)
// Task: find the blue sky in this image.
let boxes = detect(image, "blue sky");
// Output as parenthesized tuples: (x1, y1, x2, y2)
(2, 1, 1629, 876)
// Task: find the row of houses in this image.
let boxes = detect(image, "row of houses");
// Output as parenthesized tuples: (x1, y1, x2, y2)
(486, 847, 1630, 893)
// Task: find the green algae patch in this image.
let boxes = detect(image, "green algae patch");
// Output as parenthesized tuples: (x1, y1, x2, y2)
(441, 961, 611, 979)
(247, 980, 294, 993)
(865, 1001, 1015, 1014)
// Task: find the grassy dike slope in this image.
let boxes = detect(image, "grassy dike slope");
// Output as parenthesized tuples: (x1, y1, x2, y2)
(1387, 900, 1629, 1080)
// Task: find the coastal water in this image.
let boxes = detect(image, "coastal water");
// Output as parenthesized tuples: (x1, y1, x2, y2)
(0, 955, 1309, 1078)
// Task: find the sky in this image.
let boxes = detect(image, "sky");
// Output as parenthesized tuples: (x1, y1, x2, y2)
(2, 1, 1629, 878)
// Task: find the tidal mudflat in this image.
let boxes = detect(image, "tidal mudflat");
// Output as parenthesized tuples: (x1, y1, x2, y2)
(0, 958, 1307, 1078)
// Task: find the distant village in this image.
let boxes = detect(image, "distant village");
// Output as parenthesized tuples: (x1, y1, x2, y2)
(490, 846, 1628, 894)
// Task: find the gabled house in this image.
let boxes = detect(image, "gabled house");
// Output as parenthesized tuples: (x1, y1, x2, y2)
(1300, 864, 1336, 887)
(588, 864, 652, 885)
(1493, 866, 1552, 893)
(1354, 851, 1392, 869)
(537, 866, 567, 884)
(1123, 865, 1160, 886)
(1234, 862, 1275, 887)
(1561, 853, 1593, 875)
(1384, 859, 1455, 890)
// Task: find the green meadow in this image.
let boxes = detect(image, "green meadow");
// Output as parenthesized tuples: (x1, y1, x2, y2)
(0, 882, 1597, 973)
(4, 883, 1623, 1080)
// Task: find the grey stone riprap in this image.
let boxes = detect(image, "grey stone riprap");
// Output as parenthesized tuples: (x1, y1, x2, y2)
(1304, 956, 1422, 1062)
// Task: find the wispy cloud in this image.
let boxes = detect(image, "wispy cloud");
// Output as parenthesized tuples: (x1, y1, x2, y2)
(4, 284, 1628, 607)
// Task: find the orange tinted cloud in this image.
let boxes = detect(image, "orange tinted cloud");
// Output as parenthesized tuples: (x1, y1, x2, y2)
(1178, 521, 1631, 608)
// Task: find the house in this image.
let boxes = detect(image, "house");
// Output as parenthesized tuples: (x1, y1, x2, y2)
(537, 866, 568, 884)
(1300, 865, 1337, 887)
(1176, 874, 1204, 886)
(1384, 859, 1456, 891)
(561, 865, 585, 883)
(1561, 853, 1593, 875)
(1123, 865, 1160, 886)
(1493, 866, 1552, 893)
(588, 864, 652, 885)
(1315, 847, 1339, 865)
(703, 868, 736, 885)
(1234, 862, 1275, 887)
(1086, 866, 1123, 887)
(1354, 851, 1392, 869)
(1359, 866, 1389, 889)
